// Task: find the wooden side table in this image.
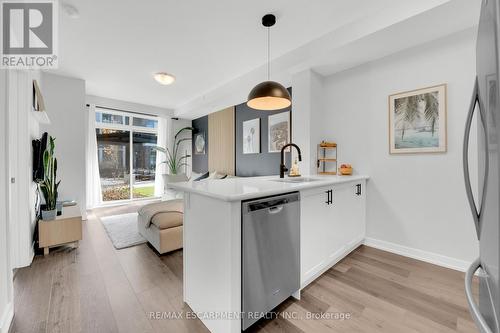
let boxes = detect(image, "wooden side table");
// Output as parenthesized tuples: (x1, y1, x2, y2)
(38, 205, 82, 255)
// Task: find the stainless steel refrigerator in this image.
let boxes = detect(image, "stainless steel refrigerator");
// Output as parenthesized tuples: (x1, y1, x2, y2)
(463, 0, 500, 332)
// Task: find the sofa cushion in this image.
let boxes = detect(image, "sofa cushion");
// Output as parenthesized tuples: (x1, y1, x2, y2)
(151, 211, 183, 229)
(138, 199, 183, 228)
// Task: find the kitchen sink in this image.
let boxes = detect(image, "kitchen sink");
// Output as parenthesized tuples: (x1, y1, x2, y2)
(270, 177, 322, 183)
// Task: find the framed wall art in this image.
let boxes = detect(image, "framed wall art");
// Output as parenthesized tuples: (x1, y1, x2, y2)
(268, 111, 290, 153)
(389, 84, 447, 154)
(242, 118, 260, 154)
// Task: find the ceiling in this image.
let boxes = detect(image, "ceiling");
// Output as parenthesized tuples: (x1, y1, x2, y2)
(56, 0, 423, 110)
(55, 0, 479, 118)
(173, 0, 479, 119)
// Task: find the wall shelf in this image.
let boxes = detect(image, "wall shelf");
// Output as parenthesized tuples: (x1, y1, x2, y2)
(318, 171, 337, 175)
(31, 109, 50, 124)
(317, 143, 337, 175)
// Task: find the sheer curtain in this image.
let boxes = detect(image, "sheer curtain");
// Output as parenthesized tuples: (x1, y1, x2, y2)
(85, 104, 102, 208)
(154, 116, 168, 197)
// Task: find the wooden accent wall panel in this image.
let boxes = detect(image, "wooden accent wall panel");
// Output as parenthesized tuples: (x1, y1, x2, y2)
(208, 106, 235, 175)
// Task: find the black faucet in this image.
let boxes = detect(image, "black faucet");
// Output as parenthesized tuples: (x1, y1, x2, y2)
(280, 143, 302, 178)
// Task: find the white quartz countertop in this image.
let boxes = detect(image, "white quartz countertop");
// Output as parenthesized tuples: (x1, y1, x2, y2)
(168, 175, 369, 202)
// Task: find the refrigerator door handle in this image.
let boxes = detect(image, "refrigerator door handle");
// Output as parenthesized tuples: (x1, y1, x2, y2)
(465, 258, 495, 333)
(463, 77, 489, 239)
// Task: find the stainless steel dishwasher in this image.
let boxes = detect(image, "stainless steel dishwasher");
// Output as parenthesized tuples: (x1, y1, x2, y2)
(242, 192, 300, 331)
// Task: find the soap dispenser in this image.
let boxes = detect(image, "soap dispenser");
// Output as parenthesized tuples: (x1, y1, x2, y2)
(289, 158, 301, 177)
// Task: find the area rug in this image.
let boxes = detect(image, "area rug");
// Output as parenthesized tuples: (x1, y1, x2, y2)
(100, 212, 146, 249)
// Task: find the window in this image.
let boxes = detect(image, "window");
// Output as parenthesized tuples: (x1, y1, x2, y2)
(95, 108, 159, 202)
(132, 132, 158, 198)
(133, 117, 157, 128)
(96, 129, 130, 201)
(96, 111, 129, 125)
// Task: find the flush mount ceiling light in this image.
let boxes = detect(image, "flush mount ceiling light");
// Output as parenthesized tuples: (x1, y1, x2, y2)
(154, 72, 176, 85)
(247, 14, 291, 111)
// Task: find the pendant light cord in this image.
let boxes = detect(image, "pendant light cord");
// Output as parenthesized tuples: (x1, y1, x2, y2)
(267, 26, 270, 80)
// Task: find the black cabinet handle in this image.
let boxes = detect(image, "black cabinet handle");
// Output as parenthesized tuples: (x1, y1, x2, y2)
(356, 184, 362, 196)
(324, 189, 334, 204)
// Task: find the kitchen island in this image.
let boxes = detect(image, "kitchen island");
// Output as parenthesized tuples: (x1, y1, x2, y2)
(169, 175, 368, 333)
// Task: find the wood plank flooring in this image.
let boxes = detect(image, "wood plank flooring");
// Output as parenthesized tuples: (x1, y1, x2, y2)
(10, 202, 479, 333)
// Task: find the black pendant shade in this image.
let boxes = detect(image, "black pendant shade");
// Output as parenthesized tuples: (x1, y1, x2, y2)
(247, 81, 291, 110)
(247, 14, 291, 111)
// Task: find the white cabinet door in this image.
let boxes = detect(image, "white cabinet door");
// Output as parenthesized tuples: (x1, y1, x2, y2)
(300, 180, 367, 288)
(300, 186, 330, 285)
(325, 185, 347, 262)
(349, 180, 366, 247)
(332, 181, 366, 251)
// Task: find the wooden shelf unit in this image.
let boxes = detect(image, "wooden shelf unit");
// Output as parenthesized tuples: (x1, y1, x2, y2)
(39, 205, 82, 255)
(317, 144, 338, 175)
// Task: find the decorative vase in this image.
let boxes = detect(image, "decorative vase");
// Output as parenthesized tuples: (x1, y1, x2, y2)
(56, 201, 63, 216)
(41, 209, 57, 221)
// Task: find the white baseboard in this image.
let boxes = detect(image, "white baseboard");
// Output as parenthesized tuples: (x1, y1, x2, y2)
(16, 244, 35, 269)
(0, 302, 14, 333)
(301, 236, 365, 289)
(363, 237, 472, 272)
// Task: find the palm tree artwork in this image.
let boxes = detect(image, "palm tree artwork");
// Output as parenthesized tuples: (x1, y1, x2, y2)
(394, 90, 440, 149)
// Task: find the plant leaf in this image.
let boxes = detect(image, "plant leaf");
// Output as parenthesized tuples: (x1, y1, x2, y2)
(174, 127, 194, 141)
(152, 146, 167, 153)
(177, 155, 191, 164)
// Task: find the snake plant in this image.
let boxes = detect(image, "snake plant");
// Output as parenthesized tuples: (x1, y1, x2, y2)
(154, 126, 193, 175)
(37, 136, 60, 211)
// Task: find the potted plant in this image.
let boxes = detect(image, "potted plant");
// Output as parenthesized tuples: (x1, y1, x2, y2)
(154, 127, 193, 183)
(37, 136, 60, 220)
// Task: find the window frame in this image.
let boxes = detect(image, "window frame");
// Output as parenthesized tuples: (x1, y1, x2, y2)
(95, 108, 160, 204)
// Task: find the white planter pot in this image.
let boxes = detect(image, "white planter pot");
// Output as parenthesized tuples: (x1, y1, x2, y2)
(41, 209, 57, 220)
(163, 173, 189, 184)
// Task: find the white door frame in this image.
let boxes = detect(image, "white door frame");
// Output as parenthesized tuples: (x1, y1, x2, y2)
(1, 68, 14, 333)
(6, 70, 19, 271)
(6, 70, 36, 269)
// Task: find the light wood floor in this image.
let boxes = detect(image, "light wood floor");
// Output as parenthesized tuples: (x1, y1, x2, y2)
(10, 202, 479, 333)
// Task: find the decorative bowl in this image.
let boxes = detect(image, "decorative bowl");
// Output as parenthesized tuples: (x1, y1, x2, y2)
(338, 167, 353, 175)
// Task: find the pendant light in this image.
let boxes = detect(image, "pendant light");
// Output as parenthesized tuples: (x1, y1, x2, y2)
(247, 14, 291, 111)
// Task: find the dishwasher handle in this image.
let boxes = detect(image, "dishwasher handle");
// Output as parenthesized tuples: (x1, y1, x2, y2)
(268, 206, 284, 214)
(248, 198, 289, 212)
(245, 193, 299, 212)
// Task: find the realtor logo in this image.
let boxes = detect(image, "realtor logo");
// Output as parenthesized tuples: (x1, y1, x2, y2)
(1, 0, 58, 68)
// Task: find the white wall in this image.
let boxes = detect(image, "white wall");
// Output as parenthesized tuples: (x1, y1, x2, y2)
(0, 70, 14, 333)
(291, 69, 325, 174)
(318, 29, 480, 269)
(41, 73, 87, 218)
